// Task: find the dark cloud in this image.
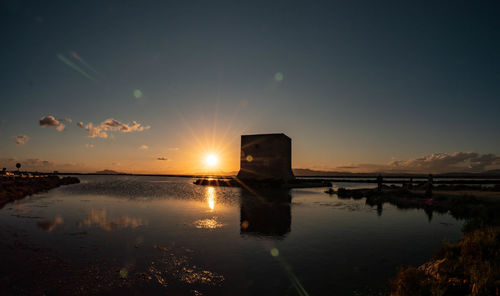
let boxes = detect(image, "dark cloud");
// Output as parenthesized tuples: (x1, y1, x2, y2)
(39, 115, 68, 131)
(39, 116, 59, 126)
(157, 157, 168, 161)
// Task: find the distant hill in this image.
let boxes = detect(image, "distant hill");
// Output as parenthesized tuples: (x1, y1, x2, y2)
(95, 169, 125, 175)
(87, 168, 500, 177)
(293, 168, 364, 176)
(292, 168, 382, 176)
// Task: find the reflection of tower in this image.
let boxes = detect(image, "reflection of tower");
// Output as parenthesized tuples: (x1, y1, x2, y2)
(240, 188, 291, 237)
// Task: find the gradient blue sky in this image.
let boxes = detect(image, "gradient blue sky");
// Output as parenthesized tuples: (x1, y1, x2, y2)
(1, 0, 499, 173)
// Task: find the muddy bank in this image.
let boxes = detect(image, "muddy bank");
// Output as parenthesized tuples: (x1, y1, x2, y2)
(389, 226, 500, 296)
(0, 175, 80, 206)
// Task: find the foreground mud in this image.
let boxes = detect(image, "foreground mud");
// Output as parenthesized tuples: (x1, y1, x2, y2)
(389, 226, 500, 296)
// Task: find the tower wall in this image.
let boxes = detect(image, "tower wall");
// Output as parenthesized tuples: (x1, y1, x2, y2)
(236, 133, 295, 181)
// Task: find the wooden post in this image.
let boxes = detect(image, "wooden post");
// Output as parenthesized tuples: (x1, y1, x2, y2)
(377, 174, 383, 192)
(425, 174, 433, 197)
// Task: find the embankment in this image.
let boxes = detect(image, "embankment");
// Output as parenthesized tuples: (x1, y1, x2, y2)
(0, 175, 80, 206)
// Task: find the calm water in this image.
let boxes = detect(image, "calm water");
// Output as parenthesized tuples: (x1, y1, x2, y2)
(0, 176, 463, 295)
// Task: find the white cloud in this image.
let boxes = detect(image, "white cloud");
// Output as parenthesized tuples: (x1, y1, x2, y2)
(13, 135, 29, 145)
(139, 145, 149, 150)
(77, 118, 151, 138)
(85, 143, 94, 149)
(39, 115, 69, 132)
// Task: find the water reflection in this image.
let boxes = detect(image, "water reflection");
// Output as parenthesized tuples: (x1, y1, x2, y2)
(37, 215, 64, 232)
(76, 209, 146, 231)
(193, 218, 224, 229)
(206, 186, 216, 211)
(240, 188, 291, 237)
(362, 195, 435, 221)
(148, 244, 225, 288)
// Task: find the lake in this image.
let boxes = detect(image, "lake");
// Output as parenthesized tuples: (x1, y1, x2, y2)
(0, 175, 463, 295)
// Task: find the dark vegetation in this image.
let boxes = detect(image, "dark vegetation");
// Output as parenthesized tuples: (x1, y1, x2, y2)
(389, 226, 500, 296)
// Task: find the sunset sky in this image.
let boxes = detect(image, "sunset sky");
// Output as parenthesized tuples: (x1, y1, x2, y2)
(1, 1, 499, 174)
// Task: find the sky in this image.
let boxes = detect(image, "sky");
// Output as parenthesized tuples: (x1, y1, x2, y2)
(1, 0, 500, 174)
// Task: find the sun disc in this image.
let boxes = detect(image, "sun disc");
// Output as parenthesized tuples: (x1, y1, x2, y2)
(205, 154, 218, 166)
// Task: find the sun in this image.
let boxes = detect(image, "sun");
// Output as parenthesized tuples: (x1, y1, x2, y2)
(205, 154, 218, 167)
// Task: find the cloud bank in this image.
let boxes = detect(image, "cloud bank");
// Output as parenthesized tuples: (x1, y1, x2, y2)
(77, 118, 150, 138)
(0, 158, 85, 172)
(389, 152, 500, 172)
(334, 152, 500, 173)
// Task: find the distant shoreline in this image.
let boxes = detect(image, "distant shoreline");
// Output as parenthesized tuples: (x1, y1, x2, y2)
(54, 172, 500, 186)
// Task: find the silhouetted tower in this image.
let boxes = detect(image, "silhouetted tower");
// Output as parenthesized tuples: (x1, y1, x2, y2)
(236, 133, 295, 181)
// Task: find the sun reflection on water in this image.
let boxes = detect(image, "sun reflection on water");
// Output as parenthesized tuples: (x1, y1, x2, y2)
(206, 186, 216, 211)
(194, 218, 224, 229)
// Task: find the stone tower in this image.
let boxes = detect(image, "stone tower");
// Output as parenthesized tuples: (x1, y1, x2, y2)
(236, 133, 295, 181)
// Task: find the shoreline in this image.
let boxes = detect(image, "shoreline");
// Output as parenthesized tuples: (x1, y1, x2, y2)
(0, 175, 80, 207)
